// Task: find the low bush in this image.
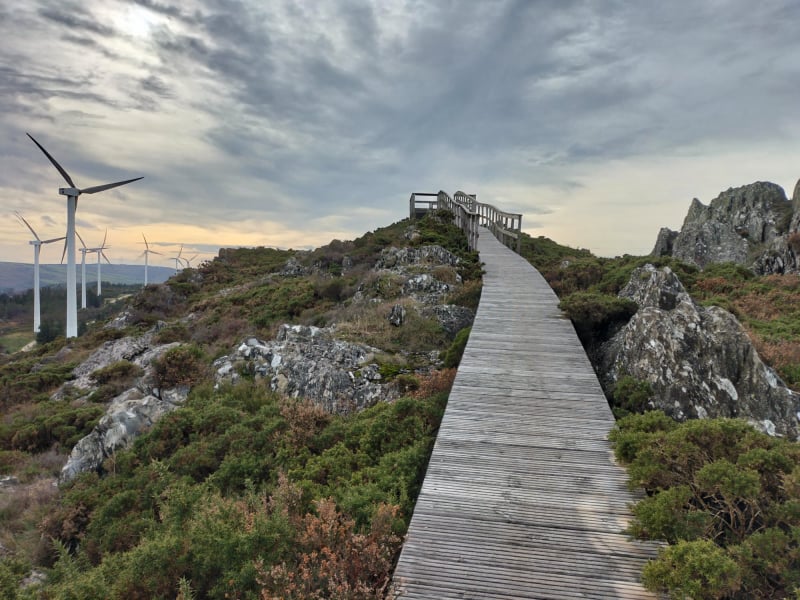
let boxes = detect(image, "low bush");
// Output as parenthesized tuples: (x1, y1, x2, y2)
(558, 292, 638, 345)
(153, 344, 208, 389)
(441, 327, 470, 368)
(611, 412, 800, 599)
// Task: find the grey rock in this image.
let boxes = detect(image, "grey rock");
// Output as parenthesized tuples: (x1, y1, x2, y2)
(388, 304, 406, 326)
(402, 274, 450, 302)
(60, 386, 188, 482)
(651, 227, 678, 257)
(430, 304, 475, 338)
(215, 324, 399, 414)
(55, 329, 188, 482)
(657, 182, 794, 269)
(0, 475, 20, 487)
(375, 245, 460, 270)
(280, 256, 310, 277)
(601, 264, 800, 438)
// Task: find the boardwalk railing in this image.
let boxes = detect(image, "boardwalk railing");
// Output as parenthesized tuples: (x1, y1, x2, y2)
(409, 190, 523, 253)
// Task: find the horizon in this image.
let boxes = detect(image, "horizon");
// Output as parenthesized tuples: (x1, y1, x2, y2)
(1, 1, 798, 264)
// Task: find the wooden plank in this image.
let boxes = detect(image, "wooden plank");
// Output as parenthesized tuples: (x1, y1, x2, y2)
(390, 227, 659, 599)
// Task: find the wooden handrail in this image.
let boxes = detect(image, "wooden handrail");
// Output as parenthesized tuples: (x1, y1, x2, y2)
(409, 191, 523, 253)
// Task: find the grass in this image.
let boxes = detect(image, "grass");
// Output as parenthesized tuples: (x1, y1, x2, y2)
(0, 330, 34, 354)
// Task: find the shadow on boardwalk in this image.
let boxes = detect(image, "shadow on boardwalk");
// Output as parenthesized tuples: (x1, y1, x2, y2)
(391, 228, 661, 599)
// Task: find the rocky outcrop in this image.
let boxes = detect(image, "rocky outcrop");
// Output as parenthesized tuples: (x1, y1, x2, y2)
(375, 245, 460, 270)
(56, 327, 190, 482)
(653, 181, 798, 272)
(60, 387, 188, 482)
(213, 325, 400, 414)
(600, 264, 800, 439)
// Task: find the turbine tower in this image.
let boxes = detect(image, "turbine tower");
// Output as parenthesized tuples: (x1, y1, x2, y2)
(26, 133, 142, 338)
(15, 212, 65, 333)
(76, 231, 90, 309)
(139, 233, 162, 286)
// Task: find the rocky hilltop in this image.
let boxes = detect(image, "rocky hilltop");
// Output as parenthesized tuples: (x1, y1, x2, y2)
(653, 179, 800, 273)
(54, 240, 474, 482)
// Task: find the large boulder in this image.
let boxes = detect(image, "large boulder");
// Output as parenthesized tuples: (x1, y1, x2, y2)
(600, 264, 800, 438)
(214, 325, 400, 414)
(655, 181, 796, 271)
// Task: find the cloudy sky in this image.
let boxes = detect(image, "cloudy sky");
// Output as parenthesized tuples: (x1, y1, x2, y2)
(1, 0, 799, 267)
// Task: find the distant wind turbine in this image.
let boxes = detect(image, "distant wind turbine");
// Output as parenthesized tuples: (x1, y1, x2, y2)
(172, 245, 184, 273)
(84, 230, 110, 297)
(15, 212, 65, 333)
(182, 254, 198, 268)
(26, 133, 142, 338)
(139, 233, 162, 286)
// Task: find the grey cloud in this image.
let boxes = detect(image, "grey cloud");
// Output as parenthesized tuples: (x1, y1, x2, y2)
(132, 0, 201, 24)
(140, 75, 172, 98)
(38, 5, 115, 37)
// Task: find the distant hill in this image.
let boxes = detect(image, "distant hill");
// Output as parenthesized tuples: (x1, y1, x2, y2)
(0, 262, 175, 294)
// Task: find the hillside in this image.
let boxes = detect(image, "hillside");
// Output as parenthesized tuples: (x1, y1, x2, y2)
(0, 211, 481, 598)
(0, 262, 175, 294)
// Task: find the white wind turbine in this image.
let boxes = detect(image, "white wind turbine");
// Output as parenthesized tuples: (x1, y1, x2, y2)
(15, 212, 65, 333)
(27, 133, 142, 338)
(139, 233, 162, 286)
(182, 253, 198, 268)
(85, 230, 111, 298)
(172, 244, 184, 273)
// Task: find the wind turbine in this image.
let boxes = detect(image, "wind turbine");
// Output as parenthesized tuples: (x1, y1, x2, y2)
(139, 233, 162, 286)
(84, 230, 110, 298)
(15, 212, 65, 333)
(172, 244, 184, 274)
(26, 133, 142, 338)
(182, 253, 198, 268)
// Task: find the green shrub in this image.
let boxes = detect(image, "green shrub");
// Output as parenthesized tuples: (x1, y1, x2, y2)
(642, 539, 742, 599)
(441, 327, 470, 368)
(610, 375, 652, 414)
(153, 344, 208, 389)
(90, 361, 143, 385)
(558, 292, 638, 345)
(613, 412, 800, 599)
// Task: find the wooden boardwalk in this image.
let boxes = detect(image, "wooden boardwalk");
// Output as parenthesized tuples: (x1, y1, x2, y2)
(391, 229, 660, 599)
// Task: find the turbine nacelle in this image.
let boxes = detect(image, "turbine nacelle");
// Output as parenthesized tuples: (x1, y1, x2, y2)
(59, 187, 81, 196)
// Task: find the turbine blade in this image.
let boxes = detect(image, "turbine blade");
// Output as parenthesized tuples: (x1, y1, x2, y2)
(102, 251, 111, 265)
(142, 233, 149, 249)
(150, 249, 163, 255)
(15, 211, 40, 240)
(26, 133, 75, 187)
(76, 231, 87, 249)
(60, 239, 67, 264)
(42, 236, 66, 244)
(101, 228, 108, 248)
(81, 176, 143, 195)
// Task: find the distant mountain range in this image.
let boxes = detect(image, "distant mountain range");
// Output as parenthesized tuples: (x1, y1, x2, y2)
(0, 262, 175, 294)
